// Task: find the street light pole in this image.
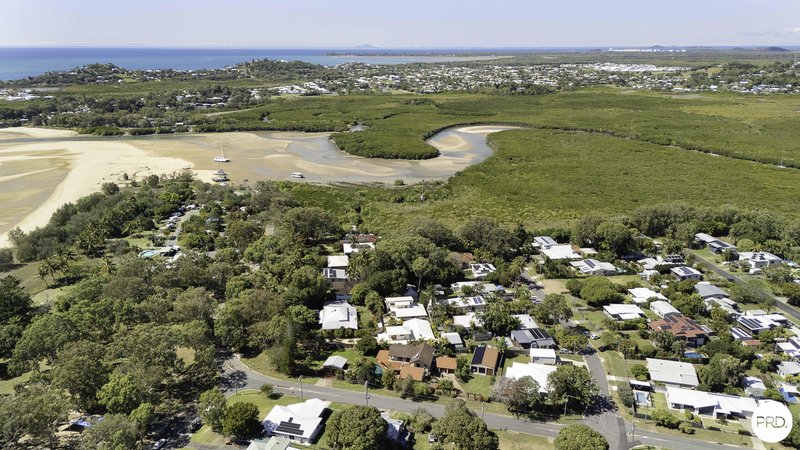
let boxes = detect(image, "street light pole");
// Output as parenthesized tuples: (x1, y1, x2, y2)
(299, 376, 304, 402)
(364, 381, 370, 407)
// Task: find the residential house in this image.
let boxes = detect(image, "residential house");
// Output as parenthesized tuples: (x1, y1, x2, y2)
(665, 386, 756, 419)
(739, 251, 782, 269)
(671, 266, 702, 281)
(646, 358, 700, 388)
(649, 300, 681, 318)
(383, 414, 410, 447)
(778, 361, 800, 378)
(262, 398, 331, 444)
(504, 362, 556, 394)
(470, 345, 501, 376)
(247, 437, 302, 450)
(541, 244, 581, 260)
(694, 282, 728, 300)
(742, 376, 767, 398)
(321, 355, 348, 372)
(776, 337, 800, 359)
(470, 263, 497, 279)
(376, 343, 436, 381)
(533, 236, 559, 249)
(321, 268, 348, 282)
(530, 348, 558, 365)
(511, 328, 556, 349)
(445, 296, 487, 312)
(327, 255, 349, 270)
(737, 315, 781, 335)
(694, 233, 738, 255)
(704, 297, 740, 317)
(385, 296, 428, 320)
(649, 314, 710, 347)
(343, 242, 375, 254)
(377, 318, 435, 344)
(319, 302, 358, 330)
(452, 312, 482, 330)
(628, 287, 668, 304)
(436, 356, 458, 375)
(441, 332, 465, 350)
(512, 314, 537, 330)
(571, 259, 617, 276)
(450, 281, 504, 295)
(603, 304, 646, 321)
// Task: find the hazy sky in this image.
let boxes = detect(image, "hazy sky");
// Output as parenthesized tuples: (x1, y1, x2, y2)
(1, 0, 798, 48)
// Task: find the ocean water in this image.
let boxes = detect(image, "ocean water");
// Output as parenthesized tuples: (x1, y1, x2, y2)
(0, 47, 523, 81)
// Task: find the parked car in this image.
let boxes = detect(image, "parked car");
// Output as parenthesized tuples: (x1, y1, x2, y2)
(153, 439, 167, 449)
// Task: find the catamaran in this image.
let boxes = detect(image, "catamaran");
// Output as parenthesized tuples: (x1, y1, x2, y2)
(291, 172, 305, 178)
(213, 144, 230, 162)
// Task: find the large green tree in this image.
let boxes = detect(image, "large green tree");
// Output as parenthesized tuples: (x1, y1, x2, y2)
(554, 424, 609, 450)
(431, 399, 499, 450)
(547, 365, 598, 409)
(326, 405, 387, 450)
(222, 402, 262, 440)
(0, 383, 72, 448)
(199, 388, 228, 431)
(52, 340, 110, 410)
(79, 413, 139, 450)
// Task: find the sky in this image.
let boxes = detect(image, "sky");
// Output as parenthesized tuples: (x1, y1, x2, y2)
(1, 0, 799, 48)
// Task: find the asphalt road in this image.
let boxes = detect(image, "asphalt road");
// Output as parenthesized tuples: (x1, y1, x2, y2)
(224, 356, 752, 450)
(223, 357, 566, 438)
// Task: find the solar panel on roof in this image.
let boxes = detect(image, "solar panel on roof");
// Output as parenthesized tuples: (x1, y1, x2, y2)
(471, 346, 486, 365)
(585, 260, 596, 268)
(275, 421, 304, 436)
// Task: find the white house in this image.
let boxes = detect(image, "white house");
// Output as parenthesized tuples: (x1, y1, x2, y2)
(541, 244, 581, 260)
(441, 332, 465, 350)
(504, 362, 557, 394)
(512, 314, 537, 330)
(327, 255, 349, 269)
(671, 266, 702, 281)
(529, 348, 558, 365)
(263, 398, 331, 443)
(247, 437, 301, 450)
(647, 358, 699, 388)
(533, 236, 559, 249)
(453, 312, 482, 329)
(385, 296, 428, 320)
(739, 251, 782, 269)
(776, 337, 800, 359)
(665, 386, 757, 419)
(445, 296, 487, 312)
(343, 242, 375, 254)
(376, 318, 435, 344)
(628, 287, 668, 304)
(319, 302, 358, 330)
(470, 263, 496, 279)
(779, 361, 800, 378)
(603, 304, 646, 321)
(571, 259, 617, 276)
(742, 376, 767, 398)
(649, 300, 681, 318)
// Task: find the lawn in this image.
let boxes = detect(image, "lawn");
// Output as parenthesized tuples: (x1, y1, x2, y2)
(241, 350, 320, 384)
(460, 374, 495, 398)
(599, 351, 646, 378)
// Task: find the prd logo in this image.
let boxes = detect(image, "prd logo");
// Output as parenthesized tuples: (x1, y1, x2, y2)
(752, 400, 793, 443)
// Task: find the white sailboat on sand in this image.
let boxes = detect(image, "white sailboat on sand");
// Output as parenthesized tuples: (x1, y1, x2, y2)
(213, 144, 230, 163)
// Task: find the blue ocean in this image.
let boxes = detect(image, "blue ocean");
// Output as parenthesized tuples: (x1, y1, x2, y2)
(0, 47, 537, 81)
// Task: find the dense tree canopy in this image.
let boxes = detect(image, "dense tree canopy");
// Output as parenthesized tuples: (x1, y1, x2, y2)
(554, 424, 609, 450)
(326, 405, 387, 450)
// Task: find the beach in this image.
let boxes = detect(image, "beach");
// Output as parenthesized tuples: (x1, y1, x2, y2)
(0, 125, 518, 247)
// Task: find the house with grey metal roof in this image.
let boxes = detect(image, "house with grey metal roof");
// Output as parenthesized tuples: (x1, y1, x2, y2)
(694, 282, 728, 299)
(646, 358, 699, 388)
(671, 266, 702, 281)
